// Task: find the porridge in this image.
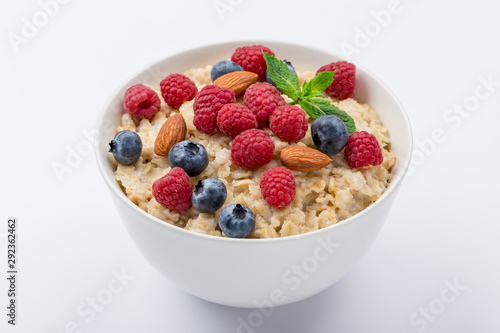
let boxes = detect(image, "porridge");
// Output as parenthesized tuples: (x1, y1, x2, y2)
(110, 47, 396, 239)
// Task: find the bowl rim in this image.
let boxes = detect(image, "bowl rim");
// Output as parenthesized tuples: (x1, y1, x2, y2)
(95, 39, 413, 244)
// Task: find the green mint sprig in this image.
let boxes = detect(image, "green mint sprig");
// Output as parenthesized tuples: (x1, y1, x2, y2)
(263, 52, 356, 134)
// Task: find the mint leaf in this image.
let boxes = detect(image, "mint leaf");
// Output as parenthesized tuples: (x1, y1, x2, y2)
(302, 80, 312, 96)
(262, 52, 356, 134)
(298, 98, 326, 118)
(262, 52, 300, 101)
(304, 71, 335, 97)
(302, 86, 325, 98)
(298, 98, 356, 134)
(300, 71, 335, 98)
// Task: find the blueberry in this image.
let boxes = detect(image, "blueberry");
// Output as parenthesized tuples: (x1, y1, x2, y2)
(211, 60, 244, 82)
(311, 115, 349, 157)
(218, 204, 255, 238)
(192, 178, 227, 213)
(265, 60, 297, 90)
(168, 140, 209, 177)
(109, 130, 142, 165)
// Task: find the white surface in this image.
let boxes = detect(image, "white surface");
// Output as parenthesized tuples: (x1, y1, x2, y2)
(1, 0, 499, 332)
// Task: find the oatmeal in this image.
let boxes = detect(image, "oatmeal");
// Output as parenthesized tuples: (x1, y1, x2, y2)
(112, 66, 396, 238)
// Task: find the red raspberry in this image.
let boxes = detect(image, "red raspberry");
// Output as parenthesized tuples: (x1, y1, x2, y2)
(244, 82, 286, 128)
(217, 103, 258, 139)
(269, 105, 308, 142)
(260, 167, 296, 209)
(316, 61, 356, 100)
(152, 167, 193, 213)
(231, 129, 275, 169)
(193, 85, 236, 135)
(123, 84, 161, 118)
(193, 107, 219, 135)
(231, 45, 275, 80)
(345, 131, 384, 168)
(160, 73, 198, 109)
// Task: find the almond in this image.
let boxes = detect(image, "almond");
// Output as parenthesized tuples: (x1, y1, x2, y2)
(280, 146, 332, 172)
(213, 71, 259, 96)
(154, 113, 187, 156)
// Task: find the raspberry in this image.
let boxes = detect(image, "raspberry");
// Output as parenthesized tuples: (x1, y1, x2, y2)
(193, 85, 236, 134)
(152, 167, 193, 213)
(344, 131, 384, 168)
(231, 129, 275, 169)
(193, 85, 236, 115)
(316, 61, 356, 100)
(244, 82, 286, 128)
(123, 84, 161, 118)
(193, 107, 220, 135)
(160, 73, 198, 109)
(231, 45, 275, 80)
(217, 103, 258, 139)
(260, 167, 296, 209)
(269, 105, 308, 142)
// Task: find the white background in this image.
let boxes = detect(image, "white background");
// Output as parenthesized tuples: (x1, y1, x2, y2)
(1, 0, 500, 332)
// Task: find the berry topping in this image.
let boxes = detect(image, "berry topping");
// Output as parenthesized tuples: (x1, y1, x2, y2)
(260, 167, 296, 209)
(109, 130, 143, 165)
(218, 204, 256, 238)
(192, 178, 227, 213)
(311, 115, 349, 156)
(230, 129, 275, 169)
(123, 84, 161, 118)
(263, 53, 357, 133)
(231, 45, 275, 80)
(211, 60, 244, 82)
(217, 103, 258, 139)
(316, 61, 356, 100)
(244, 82, 287, 128)
(152, 167, 193, 213)
(345, 131, 383, 168)
(160, 73, 198, 109)
(269, 105, 308, 142)
(265, 60, 297, 91)
(193, 85, 236, 135)
(192, 107, 220, 136)
(168, 140, 209, 177)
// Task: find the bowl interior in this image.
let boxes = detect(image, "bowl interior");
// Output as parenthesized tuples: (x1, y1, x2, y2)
(95, 40, 412, 242)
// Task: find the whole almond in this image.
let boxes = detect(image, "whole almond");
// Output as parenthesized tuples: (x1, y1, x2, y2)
(154, 113, 187, 156)
(280, 146, 332, 172)
(213, 71, 258, 96)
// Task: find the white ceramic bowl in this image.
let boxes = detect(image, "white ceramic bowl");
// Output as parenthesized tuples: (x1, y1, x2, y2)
(95, 41, 412, 308)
